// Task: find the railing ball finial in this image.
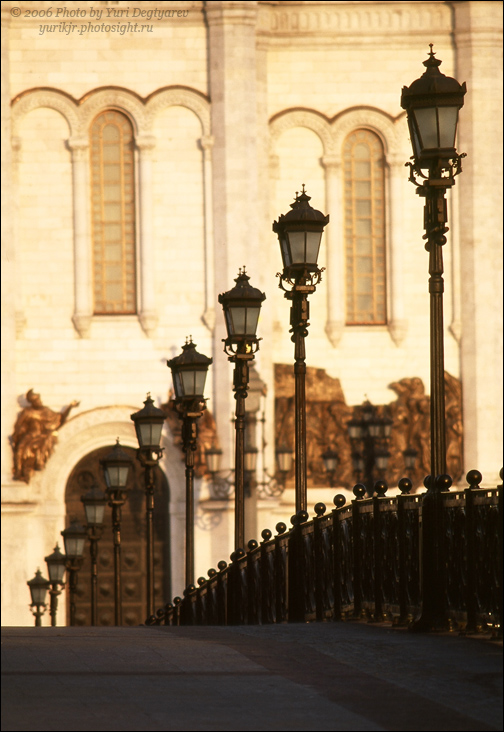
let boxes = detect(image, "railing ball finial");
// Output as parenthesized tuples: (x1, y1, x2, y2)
(314, 502, 326, 517)
(333, 494, 346, 508)
(374, 480, 388, 497)
(435, 474, 452, 492)
(217, 560, 227, 571)
(261, 528, 272, 542)
(353, 483, 367, 500)
(398, 477, 412, 495)
(276, 522, 287, 535)
(466, 469, 482, 489)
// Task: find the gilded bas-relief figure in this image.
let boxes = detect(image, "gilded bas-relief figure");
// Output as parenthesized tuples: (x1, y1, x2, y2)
(12, 389, 80, 483)
(274, 365, 463, 491)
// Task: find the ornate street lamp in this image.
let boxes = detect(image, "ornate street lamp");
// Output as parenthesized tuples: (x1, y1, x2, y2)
(27, 569, 50, 627)
(347, 400, 392, 495)
(168, 339, 212, 587)
(401, 45, 466, 484)
(81, 484, 107, 626)
(401, 46, 466, 630)
(322, 448, 339, 488)
(273, 187, 329, 513)
(218, 269, 266, 551)
(44, 544, 66, 627)
(60, 519, 86, 626)
(131, 394, 166, 619)
(100, 439, 133, 626)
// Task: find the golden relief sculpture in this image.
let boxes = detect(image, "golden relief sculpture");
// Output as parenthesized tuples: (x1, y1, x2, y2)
(274, 365, 463, 491)
(12, 389, 80, 484)
(161, 391, 219, 478)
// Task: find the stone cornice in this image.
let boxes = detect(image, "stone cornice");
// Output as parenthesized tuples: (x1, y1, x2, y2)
(257, 1, 452, 38)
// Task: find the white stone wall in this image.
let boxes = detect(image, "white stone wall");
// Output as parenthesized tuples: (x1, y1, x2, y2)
(1, 0, 502, 625)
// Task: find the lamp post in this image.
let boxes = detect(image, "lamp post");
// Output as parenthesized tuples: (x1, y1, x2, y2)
(401, 46, 466, 630)
(27, 569, 50, 627)
(401, 44, 466, 484)
(168, 339, 212, 587)
(273, 187, 329, 513)
(81, 484, 107, 626)
(347, 400, 392, 495)
(100, 440, 133, 626)
(218, 269, 266, 551)
(131, 394, 166, 619)
(322, 448, 339, 488)
(44, 544, 66, 627)
(60, 520, 86, 626)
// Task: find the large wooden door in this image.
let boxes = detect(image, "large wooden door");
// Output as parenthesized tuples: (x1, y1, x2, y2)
(65, 446, 170, 625)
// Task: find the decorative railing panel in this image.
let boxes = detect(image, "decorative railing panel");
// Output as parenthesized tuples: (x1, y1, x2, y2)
(148, 471, 502, 634)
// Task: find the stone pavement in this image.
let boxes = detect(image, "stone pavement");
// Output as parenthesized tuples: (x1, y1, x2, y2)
(1, 623, 502, 732)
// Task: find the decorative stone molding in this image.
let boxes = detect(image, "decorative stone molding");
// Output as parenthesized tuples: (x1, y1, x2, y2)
(259, 2, 451, 38)
(205, 2, 258, 28)
(325, 320, 345, 348)
(388, 319, 408, 347)
(71, 313, 92, 339)
(270, 109, 334, 155)
(145, 87, 211, 137)
(11, 85, 212, 340)
(11, 89, 77, 137)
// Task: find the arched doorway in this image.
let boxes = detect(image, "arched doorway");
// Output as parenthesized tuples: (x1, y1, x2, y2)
(65, 445, 170, 625)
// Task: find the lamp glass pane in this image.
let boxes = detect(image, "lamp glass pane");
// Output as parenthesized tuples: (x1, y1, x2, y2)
(323, 455, 338, 472)
(414, 107, 438, 150)
(368, 422, 381, 438)
(305, 231, 322, 264)
(85, 503, 105, 527)
(32, 584, 48, 605)
(288, 231, 306, 264)
(438, 106, 459, 148)
(172, 371, 183, 399)
(194, 369, 207, 396)
(277, 450, 293, 473)
(229, 306, 246, 334)
(280, 235, 291, 268)
(48, 562, 65, 584)
(244, 450, 257, 473)
(376, 454, 389, 471)
(181, 370, 196, 396)
(118, 466, 129, 486)
(206, 449, 221, 474)
(64, 536, 79, 559)
(245, 306, 260, 336)
(348, 423, 362, 439)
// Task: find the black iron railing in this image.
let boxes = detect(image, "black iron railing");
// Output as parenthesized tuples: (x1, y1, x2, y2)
(146, 470, 502, 632)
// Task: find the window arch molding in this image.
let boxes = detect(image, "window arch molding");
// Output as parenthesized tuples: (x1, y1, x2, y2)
(268, 105, 409, 347)
(11, 86, 213, 338)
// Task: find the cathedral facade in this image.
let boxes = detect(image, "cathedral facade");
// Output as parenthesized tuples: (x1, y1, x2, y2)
(1, 0, 502, 625)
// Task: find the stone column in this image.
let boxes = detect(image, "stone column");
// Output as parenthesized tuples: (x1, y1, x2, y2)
(200, 134, 216, 333)
(322, 154, 345, 348)
(205, 1, 260, 472)
(387, 154, 408, 346)
(136, 135, 158, 337)
(452, 1, 503, 481)
(68, 137, 92, 339)
(1, 6, 16, 485)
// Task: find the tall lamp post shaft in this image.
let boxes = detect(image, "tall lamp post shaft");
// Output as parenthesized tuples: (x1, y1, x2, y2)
(426, 184, 448, 480)
(145, 466, 155, 617)
(111, 503, 123, 626)
(233, 358, 249, 550)
(184, 424, 196, 588)
(292, 298, 308, 513)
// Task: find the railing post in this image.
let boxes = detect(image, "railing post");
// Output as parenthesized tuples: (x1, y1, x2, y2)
(275, 522, 289, 623)
(314, 503, 334, 622)
(352, 485, 366, 618)
(397, 478, 413, 624)
(260, 529, 276, 624)
(373, 480, 388, 621)
(464, 470, 479, 633)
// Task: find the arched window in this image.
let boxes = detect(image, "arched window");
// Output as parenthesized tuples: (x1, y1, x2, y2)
(90, 110, 136, 314)
(343, 129, 386, 325)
